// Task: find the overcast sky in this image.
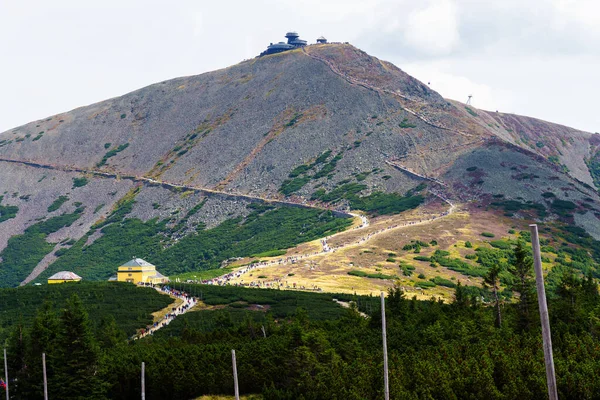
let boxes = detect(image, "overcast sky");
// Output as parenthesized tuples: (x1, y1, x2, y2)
(1, 0, 598, 133)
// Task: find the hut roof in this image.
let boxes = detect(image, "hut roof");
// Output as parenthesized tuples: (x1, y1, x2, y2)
(48, 271, 82, 280)
(121, 258, 154, 267)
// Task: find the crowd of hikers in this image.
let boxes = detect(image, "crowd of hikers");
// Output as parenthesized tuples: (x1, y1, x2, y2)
(134, 285, 197, 339)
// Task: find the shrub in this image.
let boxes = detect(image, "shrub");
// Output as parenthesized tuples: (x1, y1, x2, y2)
(251, 249, 287, 258)
(0, 196, 19, 223)
(431, 276, 456, 288)
(489, 240, 511, 250)
(72, 177, 89, 189)
(413, 256, 431, 262)
(465, 241, 473, 248)
(399, 118, 416, 129)
(416, 280, 436, 288)
(348, 270, 395, 280)
(97, 143, 130, 167)
(552, 199, 576, 211)
(465, 107, 478, 117)
(47, 196, 69, 212)
(481, 232, 495, 238)
(417, 273, 426, 279)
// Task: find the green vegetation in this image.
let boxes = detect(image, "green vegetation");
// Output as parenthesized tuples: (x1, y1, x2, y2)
(465, 106, 478, 117)
(403, 240, 430, 252)
(279, 176, 311, 195)
(398, 118, 417, 128)
(72, 177, 89, 188)
(32, 132, 44, 141)
(96, 143, 130, 167)
(40, 203, 351, 282)
(2, 272, 600, 399)
(587, 151, 600, 189)
(279, 151, 341, 195)
(491, 199, 547, 217)
(171, 268, 234, 282)
(551, 199, 577, 217)
(251, 249, 286, 258)
(489, 240, 512, 250)
(312, 182, 424, 216)
(413, 255, 431, 262)
(481, 232, 495, 238)
(285, 112, 303, 127)
(0, 282, 172, 342)
(47, 195, 69, 212)
(0, 196, 19, 223)
(0, 208, 84, 287)
(431, 276, 456, 288)
(432, 249, 488, 278)
(416, 280, 436, 288)
(401, 264, 415, 276)
(347, 270, 396, 280)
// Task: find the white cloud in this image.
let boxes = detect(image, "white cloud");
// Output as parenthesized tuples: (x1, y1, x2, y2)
(403, 0, 460, 55)
(402, 62, 504, 110)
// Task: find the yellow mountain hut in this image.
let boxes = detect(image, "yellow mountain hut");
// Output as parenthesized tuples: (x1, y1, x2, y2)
(48, 271, 82, 284)
(117, 258, 169, 284)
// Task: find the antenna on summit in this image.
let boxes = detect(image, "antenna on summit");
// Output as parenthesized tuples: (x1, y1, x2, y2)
(466, 95, 472, 105)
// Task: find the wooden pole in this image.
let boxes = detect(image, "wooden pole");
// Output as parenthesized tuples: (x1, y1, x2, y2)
(232, 350, 240, 400)
(141, 362, 145, 400)
(529, 224, 558, 400)
(3, 348, 9, 400)
(381, 292, 389, 400)
(42, 353, 48, 400)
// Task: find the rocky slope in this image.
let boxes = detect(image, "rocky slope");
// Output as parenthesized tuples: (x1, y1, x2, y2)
(0, 43, 598, 287)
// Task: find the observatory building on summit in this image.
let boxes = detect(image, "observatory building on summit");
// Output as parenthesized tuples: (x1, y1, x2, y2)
(260, 32, 327, 56)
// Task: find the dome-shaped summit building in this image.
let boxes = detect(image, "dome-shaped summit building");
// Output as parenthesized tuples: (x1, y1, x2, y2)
(260, 31, 309, 56)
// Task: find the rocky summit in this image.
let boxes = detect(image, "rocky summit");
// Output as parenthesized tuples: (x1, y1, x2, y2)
(0, 43, 599, 289)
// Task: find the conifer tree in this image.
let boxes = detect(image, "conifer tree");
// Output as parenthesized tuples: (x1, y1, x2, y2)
(21, 301, 60, 399)
(54, 294, 104, 399)
(509, 241, 535, 330)
(5, 322, 27, 396)
(453, 281, 469, 309)
(484, 264, 502, 328)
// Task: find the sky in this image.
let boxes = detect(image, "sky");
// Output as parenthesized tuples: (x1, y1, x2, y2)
(1, 0, 598, 133)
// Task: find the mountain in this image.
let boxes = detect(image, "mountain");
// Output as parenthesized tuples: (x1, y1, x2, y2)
(0, 43, 599, 290)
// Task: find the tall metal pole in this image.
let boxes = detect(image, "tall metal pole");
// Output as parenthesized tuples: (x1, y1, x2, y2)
(3, 348, 9, 400)
(42, 353, 48, 400)
(381, 292, 389, 400)
(529, 224, 558, 400)
(141, 362, 145, 400)
(231, 350, 239, 400)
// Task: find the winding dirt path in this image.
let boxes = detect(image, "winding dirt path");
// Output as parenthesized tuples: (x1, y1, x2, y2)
(0, 157, 353, 218)
(301, 47, 474, 138)
(205, 193, 455, 287)
(133, 286, 196, 340)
